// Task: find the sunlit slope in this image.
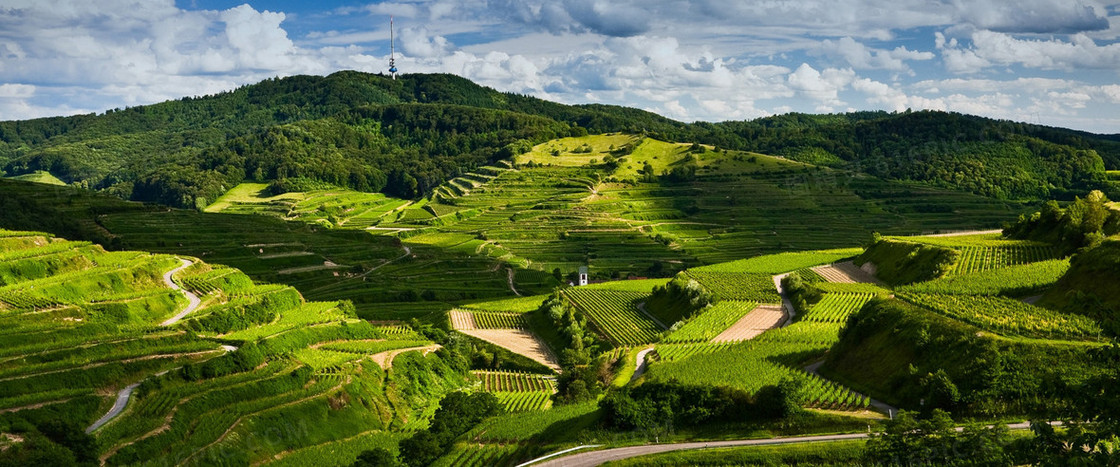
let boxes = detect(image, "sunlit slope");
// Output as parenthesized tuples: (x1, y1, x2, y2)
(0, 229, 464, 466)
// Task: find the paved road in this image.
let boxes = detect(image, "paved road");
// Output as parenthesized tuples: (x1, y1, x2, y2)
(159, 258, 201, 326)
(86, 383, 140, 433)
(531, 422, 1039, 467)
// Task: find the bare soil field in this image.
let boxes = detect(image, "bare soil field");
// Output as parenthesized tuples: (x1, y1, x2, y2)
(812, 261, 882, 284)
(711, 304, 785, 342)
(459, 329, 561, 372)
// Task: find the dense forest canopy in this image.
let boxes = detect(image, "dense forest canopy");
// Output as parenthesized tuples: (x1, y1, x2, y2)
(1, 71, 1117, 208)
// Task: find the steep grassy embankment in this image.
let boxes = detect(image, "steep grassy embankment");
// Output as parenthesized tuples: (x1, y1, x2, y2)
(1039, 239, 1120, 333)
(855, 239, 959, 286)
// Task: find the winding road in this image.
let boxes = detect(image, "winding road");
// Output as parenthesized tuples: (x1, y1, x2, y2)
(85, 383, 140, 434)
(87, 259, 207, 434)
(630, 347, 655, 383)
(528, 422, 1043, 467)
(159, 258, 201, 326)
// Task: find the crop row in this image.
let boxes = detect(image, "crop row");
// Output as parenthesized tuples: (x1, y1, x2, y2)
(688, 249, 861, 274)
(802, 293, 875, 323)
(434, 443, 532, 467)
(665, 301, 757, 343)
(953, 245, 1059, 274)
(754, 322, 842, 345)
(900, 293, 1103, 339)
(685, 271, 781, 303)
(320, 339, 433, 356)
(374, 325, 423, 339)
(472, 370, 556, 392)
(899, 259, 1069, 296)
(292, 348, 360, 371)
(178, 265, 254, 295)
(470, 311, 527, 329)
(493, 391, 552, 413)
(650, 341, 868, 410)
(562, 288, 661, 346)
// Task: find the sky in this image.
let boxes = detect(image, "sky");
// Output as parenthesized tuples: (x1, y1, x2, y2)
(1, 1, 1120, 133)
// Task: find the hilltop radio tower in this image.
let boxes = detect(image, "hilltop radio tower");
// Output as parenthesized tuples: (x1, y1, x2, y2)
(388, 16, 398, 79)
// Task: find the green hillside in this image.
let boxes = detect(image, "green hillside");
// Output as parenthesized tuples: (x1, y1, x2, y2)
(1, 72, 1114, 211)
(3, 72, 1120, 465)
(0, 228, 480, 466)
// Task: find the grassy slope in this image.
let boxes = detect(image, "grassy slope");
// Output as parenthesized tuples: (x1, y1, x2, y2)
(1039, 239, 1120, 328)
(821, 297, 1106, 415)
(855, 239, 959, 286)
(6, 170, 66, 185)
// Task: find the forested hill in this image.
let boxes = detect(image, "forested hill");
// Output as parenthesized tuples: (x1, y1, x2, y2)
(699, 111, 1119, 200)
(0, 70, 1115, 208)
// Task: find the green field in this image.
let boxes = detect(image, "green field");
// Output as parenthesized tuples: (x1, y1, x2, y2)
(5, 170, 66, 186)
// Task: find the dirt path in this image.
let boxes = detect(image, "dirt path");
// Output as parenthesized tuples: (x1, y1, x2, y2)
(923, 229, 1003, 237)
(459, 329, 561, 372)
(773, 273, 796, 323)
(160, 259, 202, 326)
(710, 304, 785, 342)
(369, 345, 442, 369)
(630, 347, 655, 383)
(306, 246, 411, 294)
(257, 251, 314, 259)
(86, 383, 140, 433)
(0, 399, 70, 414)
(0, 350, 221, 382)
(811, 261, 882, 285)
(510, 265, 521, 295)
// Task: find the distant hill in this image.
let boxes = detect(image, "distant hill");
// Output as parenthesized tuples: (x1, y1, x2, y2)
(0, 71, 1115, 208)
(699, 111, 1117, 200)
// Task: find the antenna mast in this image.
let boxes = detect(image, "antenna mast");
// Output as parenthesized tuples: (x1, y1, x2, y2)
(388, 16, 398, 79)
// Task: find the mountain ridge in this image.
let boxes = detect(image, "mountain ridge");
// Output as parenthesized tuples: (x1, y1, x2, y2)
(1, 71, 1116, 209)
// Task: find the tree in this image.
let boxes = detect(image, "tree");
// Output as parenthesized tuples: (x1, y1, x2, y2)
(919, 369, 960, 415)
(351, 448, 399, 467)
(865, 409, 1012, 466)
(755, 379, 804, 419)
(397, 431, 441, 467)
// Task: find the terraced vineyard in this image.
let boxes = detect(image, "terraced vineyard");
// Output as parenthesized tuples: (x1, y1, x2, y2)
(473, 371, 556, 392)
(900, 293, 1103, 339)
(0, 228, 462, 467)
(561, 288, 662, 345)
(651, 341, 869, 410)
(469, 311, 528, 329)
(493, 391, 553, 412)
(800, 293, 877, 323)
(666, 301, 757, 343)
(689, 248, 862, 275)
(953, 245, 1061, 274)
(433, 443, 535, 467)
(685, 271, 782, 303)
(898, 259, 1070, 296)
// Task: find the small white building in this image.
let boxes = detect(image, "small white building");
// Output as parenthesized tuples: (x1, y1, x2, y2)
(578, 266, 589, 286)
